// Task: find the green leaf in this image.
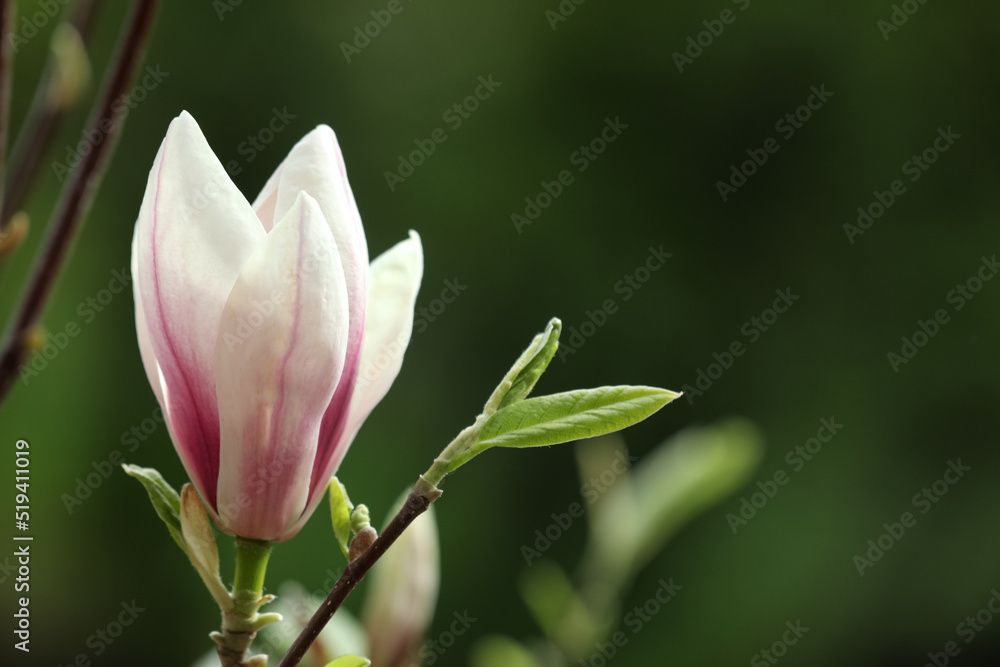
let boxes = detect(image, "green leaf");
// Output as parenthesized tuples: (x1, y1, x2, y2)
(122, 464, 186, 553)
(484, 318, 562, 413)
(324, 656, 371, 667)
(329, 478, 355, 560)
(499, 318, 561, 409)
(448, 386, 679, 471)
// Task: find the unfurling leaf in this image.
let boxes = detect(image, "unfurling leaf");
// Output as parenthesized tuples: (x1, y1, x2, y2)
(122, 464, 185, 553)
(485, 318, 562, 413)
(180, 484, 233, 612)
(448, 386, 680, 471)
(498, 318, 562, 409)
(329, 478, 355, 560)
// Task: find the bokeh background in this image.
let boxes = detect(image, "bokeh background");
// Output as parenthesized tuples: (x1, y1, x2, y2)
(2, 0, 1000, 665)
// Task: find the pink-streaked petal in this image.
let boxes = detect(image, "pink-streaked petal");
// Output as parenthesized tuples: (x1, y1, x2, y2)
(214, 193, 350, 541)
(284, 231, 423, 540)
(134, 111, 266, 509)
(265, 126, 370, 506)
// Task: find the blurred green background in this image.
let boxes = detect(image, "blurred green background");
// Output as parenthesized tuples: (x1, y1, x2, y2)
(2, 0, 1000, 665)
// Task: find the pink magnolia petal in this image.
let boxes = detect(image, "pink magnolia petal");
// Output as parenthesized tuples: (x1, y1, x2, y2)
(214, 193, 350, 541)
(134, 111, 266, 509)
(284, 232, 423, 539)
(263, 126, 370, 501)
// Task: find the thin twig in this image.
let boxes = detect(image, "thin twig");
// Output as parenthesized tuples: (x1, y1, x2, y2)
(278, 491, 436, 667)
(0, 0, 158, 404)
(0, 0, 15, 218)
(2, 0, 102, 226)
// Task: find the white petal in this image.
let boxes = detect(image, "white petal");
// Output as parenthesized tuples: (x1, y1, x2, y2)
(134, 111, 266, 508)
(284, 231, 423, 539)
(214, 193, 350, 540)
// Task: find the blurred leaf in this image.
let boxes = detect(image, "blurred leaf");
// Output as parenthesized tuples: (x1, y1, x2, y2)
(324, 657, 370, 667)
(122, 464, 185, 553)
(329, 478, 355, 560)
(471, 636, 541, 667)
(449, 386, 679, 471)
(587, 419, 763, 581)
(518, 561, 599, 657)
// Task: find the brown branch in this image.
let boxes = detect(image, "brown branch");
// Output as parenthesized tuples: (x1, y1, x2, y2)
(278, 490, 437, 667)
(0, 0, 158, 404)
(2, 0, 103, 226)
(0, 0, 15, 219)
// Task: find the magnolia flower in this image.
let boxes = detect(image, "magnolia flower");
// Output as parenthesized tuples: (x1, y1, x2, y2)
(131, 111, 422, 542)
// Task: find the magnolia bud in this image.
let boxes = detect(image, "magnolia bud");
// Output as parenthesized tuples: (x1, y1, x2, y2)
(363, 502, 439, 667)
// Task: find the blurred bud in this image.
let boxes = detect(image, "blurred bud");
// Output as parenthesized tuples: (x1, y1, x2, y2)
(0, 212, 28, 257)
(254, 582, 368, 667)
(362, 498, 439, 667)
(23, 325, 47, 354)
(47, 23, 91, 110)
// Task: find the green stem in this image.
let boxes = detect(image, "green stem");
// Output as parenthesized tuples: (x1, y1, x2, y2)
(215, 538, 277, 667)
(233, 538, 271, 608)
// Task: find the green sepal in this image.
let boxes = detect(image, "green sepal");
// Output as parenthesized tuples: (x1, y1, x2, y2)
(122, 464, 186, 554)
